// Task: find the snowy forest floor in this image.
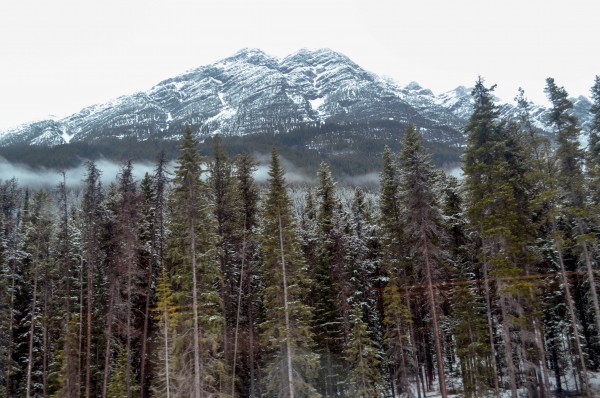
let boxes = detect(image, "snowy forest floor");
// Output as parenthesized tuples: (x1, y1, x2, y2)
(411, 371, 600, 397)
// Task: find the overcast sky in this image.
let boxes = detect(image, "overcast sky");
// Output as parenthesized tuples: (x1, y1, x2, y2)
(1, 0, 599, 130)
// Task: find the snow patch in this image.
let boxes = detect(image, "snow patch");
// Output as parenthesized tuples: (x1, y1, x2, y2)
(61, 127, 74, 144)
(166, 112, 173, 122)
(218, 93, 227, 106)
(309, 97, 325, 109)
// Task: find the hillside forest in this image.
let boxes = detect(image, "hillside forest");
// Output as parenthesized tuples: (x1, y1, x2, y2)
(1, 76, 600, 398)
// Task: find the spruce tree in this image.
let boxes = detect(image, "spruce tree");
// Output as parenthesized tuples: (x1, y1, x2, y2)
(232, 152, 261, 397)
(259, 147, 319, 398)
(152, 266, 177, 398)
(81, 161, 103, 398)
(345, 304, 382, 397)
(398, 123, 448, 398)
(167, 126, 223, 397)
(546, 77, 600, 347)
(313, 161, 350, 396)
(588, 76, 600, 221)
(378, 145, 416, 396)
(209, 135, 243, 388)
(463, 78, 535, 398)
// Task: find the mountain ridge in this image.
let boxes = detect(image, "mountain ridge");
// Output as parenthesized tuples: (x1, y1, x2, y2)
(0, 48, 592, 174)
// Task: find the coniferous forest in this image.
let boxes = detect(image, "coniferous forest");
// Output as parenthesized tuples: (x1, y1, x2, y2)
(1, 77, 600, 398)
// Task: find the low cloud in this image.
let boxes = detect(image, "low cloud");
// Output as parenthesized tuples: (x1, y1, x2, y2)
(0, 157, 172, 189)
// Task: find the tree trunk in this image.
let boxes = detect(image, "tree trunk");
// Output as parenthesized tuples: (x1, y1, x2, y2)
(102, 290, 116, 398)
(191, 219, 203, 398)
(5, 257, 17, 396)
(278, 213, 295, 398)
(231, 218, 247, 397)
(498, 287, 518, 398)
(26, 258, 39, 398)
(85, 253, 93, 398)
(423, 245, 447, 398)
(577, 221, 600, 341)
(140, 264, 152, 398)
(553, 220, 591, 398)
(126, 261, 133, 398)
(482, 257, 500, 397)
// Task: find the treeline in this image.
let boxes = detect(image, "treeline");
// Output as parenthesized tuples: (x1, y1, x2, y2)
(0, 120, 463, 178)
(0, 76, 600, 398)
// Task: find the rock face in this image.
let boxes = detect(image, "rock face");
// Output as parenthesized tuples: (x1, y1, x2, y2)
(0, 48, 465, 148)
(0, 48, 591, 153)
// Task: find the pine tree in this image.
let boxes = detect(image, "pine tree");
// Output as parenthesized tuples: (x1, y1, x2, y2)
(210, 135, 243, 393)
(345, 304, 382, 397)
(22, 190, 55, 398)
(52, 172, 80, 397)
(167, 126, 223, 397)
(463, 78, 536, 398)
(398, 123, 448, 398)
(81, 161, 104, 398)
(1, 178, 24, 397)
(260, 147, 319, 398)
(152, 266, 177, 398)
(138, 172, 156, 398)
(378, 145, 416, 396)
(546, 78, 600, 346)
(313, 161, 350, 396)
(232, 152, 261, 397)
(589, 76, 600, 208)
(441, 175, 492, 397)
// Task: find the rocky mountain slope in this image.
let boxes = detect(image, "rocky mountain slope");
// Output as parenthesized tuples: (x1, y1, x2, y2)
(0, 48, 592, 173)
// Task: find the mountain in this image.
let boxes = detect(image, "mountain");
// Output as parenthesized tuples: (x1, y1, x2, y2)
(0, 48, 592, 175)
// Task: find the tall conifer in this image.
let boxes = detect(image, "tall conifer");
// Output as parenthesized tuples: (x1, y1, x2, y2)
(260, 147, 319, 397)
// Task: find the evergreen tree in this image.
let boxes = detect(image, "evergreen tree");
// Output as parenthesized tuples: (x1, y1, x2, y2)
(167, 126, 223, 397)
(209, 135, 243, 391)
(589, 76, 600, 208)
(232, 152, 262, 397)
(313, 161, 350, 396)
(546, 78, 600, 347)
(398, 123, 448, 398)
(0, 179, 24, 397)
(441, 175, 492, 397)
(345, 304, 382, 397)
(260, 147, 319, 397)
(378, 145, 416, 396)
(463, 78, 536, 398)
(81, 161, 104, 398)
(152, 266, 177, 398)
(21, 190, 55, 398)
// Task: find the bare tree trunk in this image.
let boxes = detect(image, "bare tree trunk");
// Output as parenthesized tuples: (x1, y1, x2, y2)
(278, 213, 295, 398)
(163, 295, 172, 398)
(423, 245, 447, 398)
(140, 242, 154, 398)
(553, 220, 591, 398)
(5, 257, 17, 396)
(43, 264, 49, 398)
(248, 292, 257, 397)
(482, 256, 500, 397)
(126, 262, 133, 398)
(231, 217, 247, 397)
(78, 257, 84, 396)
(102, 290, 115, 398)
(405, 292, 421, 398)
(26, 259, 39, 398)
(85, 255, 93, 398)
(191, 219, 203, 398)
(577, 221, 600, 341)
(498, 287, 518, 398)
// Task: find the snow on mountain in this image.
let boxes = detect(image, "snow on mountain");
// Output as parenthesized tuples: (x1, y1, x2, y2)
(0, 48, 592, 150)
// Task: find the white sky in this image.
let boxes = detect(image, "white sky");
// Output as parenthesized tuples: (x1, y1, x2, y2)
(1, 0, 599, 130)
